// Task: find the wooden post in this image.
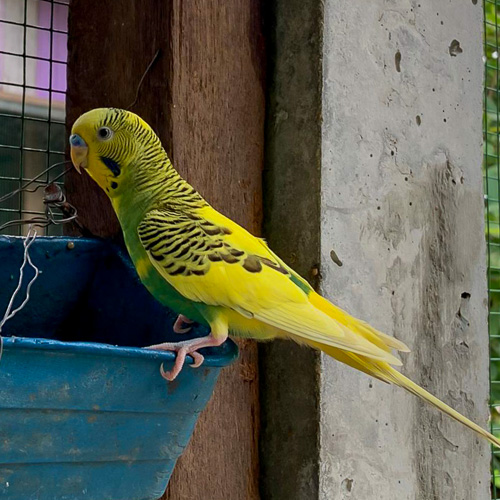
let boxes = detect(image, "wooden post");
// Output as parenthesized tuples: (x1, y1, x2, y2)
(259, 1, 323, 498)
(66, 2, 264, 498)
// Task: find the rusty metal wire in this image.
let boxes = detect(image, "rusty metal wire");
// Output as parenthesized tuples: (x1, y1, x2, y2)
(0, 226, 40, 364)
(0, 160, 78, 233)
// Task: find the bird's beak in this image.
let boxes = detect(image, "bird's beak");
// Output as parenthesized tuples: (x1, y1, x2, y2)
(69, 134, 88, 174)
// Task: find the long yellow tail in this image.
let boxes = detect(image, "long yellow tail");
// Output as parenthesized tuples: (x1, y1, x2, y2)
(386, 366, 500, 448)
(303, 338, 500, 448)
(303, 291, 500, 448)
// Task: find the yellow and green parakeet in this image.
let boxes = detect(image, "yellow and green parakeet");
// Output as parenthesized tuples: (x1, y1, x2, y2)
(69, 107, 500, 448)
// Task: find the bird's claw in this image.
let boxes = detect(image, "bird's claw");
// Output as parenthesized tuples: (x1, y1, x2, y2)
(159, 350, 204, 381)
(145, 333, 226, 381)
(190, 351, 205, 368)
(173, 314, 194, 334)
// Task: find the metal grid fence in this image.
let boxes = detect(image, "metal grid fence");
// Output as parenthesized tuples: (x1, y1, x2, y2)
(0, 0, 68, 235)
(485, 1, 500, 498)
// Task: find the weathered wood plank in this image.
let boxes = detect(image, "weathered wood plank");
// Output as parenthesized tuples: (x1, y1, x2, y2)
(66, 1, 264, 498)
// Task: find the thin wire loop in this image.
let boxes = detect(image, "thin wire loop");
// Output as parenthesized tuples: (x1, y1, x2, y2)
(0, 160, 78, 233)
(0, 160, 72, 204)
(0, 226, 39, 364)
(127, 49, 161, 110)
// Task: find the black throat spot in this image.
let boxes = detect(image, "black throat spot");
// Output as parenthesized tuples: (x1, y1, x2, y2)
(100, 156, 121, 177)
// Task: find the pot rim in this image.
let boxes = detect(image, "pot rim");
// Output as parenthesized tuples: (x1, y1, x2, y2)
(1, 336, 238, 367)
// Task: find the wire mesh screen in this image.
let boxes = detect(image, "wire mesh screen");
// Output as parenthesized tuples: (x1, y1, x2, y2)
(0, 0, 68, 235)
(485, 1, 500, 497)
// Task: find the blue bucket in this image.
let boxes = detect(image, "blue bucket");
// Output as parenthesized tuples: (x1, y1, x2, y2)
(0, 236, 237, 500)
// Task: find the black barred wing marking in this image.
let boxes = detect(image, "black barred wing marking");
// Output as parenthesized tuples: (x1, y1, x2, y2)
(137, 209, 289, 278)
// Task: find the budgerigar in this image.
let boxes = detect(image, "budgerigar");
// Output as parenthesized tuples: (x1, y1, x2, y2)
(69, 107, 500, 448)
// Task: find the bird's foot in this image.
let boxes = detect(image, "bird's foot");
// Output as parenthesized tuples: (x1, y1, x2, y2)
(173, 314, 194, 334)
(144, 333, 227, 381)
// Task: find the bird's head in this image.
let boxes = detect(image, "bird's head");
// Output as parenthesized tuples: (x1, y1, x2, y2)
(69, 108, 161, 197)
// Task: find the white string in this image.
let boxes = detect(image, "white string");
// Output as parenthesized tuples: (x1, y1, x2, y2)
(0, 226, 40, 364)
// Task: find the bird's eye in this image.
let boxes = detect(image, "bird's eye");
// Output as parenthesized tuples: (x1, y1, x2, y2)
(97, 127, 113, 140)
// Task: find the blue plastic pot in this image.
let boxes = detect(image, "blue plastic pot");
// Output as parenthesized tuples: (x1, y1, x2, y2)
(0, 236, 237, 500)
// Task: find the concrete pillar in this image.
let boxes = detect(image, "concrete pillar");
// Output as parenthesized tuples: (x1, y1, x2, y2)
(262, 1, 489, 499)
(320, 1, 488, 499)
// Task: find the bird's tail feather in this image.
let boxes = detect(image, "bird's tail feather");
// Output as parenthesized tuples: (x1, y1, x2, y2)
(301, 337, 500, 449)
(308, 291, 410, 354)
(384, 366, 500, 448)
(303, 290, 499, 447)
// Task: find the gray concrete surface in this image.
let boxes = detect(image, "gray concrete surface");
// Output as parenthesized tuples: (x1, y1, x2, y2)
(319, 1, 489, 499)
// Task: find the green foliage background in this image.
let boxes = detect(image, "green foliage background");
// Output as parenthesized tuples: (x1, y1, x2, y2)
(485, 1, 500, 494)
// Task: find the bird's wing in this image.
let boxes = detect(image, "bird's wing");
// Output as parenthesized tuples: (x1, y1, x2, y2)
(138, 206, 400, 364)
